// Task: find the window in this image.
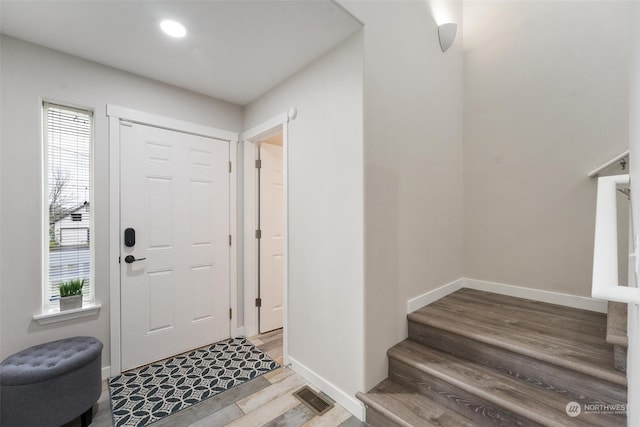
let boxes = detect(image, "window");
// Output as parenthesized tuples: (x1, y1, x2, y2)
(43, 103, 94, 310)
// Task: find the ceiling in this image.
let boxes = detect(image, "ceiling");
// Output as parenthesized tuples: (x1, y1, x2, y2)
(0, 1, 361, 106)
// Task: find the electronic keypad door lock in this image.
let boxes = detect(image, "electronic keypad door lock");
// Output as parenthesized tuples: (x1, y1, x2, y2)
(124, 228, 136, 247)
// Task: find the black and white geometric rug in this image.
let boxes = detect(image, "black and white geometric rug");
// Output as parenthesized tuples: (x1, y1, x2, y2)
(108, 337, 279, 427)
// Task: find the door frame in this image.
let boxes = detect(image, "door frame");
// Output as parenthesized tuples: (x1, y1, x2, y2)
(242, 109, 296, 366)
(107, 105, 239, 376)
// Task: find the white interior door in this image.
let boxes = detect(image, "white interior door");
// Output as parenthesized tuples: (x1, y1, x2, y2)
(259, 142, 284, 333)
(120, 122, 230, 370)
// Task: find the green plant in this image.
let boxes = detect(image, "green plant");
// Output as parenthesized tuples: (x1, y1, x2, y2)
(59, 279, 85, 297)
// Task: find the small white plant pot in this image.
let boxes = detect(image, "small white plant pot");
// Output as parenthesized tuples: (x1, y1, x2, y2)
(59, 295, 83, 311)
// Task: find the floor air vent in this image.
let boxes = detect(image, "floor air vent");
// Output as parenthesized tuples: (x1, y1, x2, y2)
(293, 385, 334, 416)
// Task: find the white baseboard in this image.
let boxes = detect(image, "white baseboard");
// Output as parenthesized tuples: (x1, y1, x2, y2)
(407, 278, 464, 313)
(463, 278, 608, 313)
(288, 356, 365, 421)
(102, 366, 111, 381)
(406, 277, 608, 314)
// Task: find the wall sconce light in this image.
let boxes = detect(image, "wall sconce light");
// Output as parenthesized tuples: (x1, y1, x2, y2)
(438, 23, 457, 52)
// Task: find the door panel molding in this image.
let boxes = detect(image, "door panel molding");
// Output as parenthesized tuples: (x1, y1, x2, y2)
(120, 123, 229, 370)
(108, 105, 238, 376)
(259, 142, 284, 332)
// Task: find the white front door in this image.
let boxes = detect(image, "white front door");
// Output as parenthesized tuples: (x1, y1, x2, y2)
(120, 122, 230, 370)
(259, 142, 284, 333)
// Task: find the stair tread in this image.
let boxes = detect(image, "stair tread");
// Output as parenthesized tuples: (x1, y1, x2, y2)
(389, 340, 625, 427)
(607, 302, 628, 347)
(357, 379, 477, 427)
(409, 288, 626, 385)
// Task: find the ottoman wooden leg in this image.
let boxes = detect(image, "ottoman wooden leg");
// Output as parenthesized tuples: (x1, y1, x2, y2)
(80, 407, 93, 427)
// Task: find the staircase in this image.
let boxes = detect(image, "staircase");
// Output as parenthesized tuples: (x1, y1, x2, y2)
(357, 289, 627, 426)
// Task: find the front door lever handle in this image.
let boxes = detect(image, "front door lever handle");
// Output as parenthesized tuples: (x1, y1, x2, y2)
(124, 255, 146, 264)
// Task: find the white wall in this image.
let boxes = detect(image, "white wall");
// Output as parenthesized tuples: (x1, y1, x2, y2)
(463, 1, 630, 296)
(243, 32, 364, 414)
(340, 0, 465, 391)
(0, 36, 243, 369)
(627, 1, 640, 425)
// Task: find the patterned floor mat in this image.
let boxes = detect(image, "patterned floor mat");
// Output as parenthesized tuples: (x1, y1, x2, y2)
(109, 337, 279, 427)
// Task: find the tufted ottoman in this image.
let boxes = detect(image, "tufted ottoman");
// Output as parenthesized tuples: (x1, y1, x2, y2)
(0, 336, 103, 427)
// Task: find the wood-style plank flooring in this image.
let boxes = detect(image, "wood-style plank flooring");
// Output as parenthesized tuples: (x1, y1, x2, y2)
(64, 329, 364, 427)
(408, 288, 626, 385)
(360, 288, 627, 426)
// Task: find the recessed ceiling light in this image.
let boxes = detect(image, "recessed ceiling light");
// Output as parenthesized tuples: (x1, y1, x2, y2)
(160, 20, 187, 38)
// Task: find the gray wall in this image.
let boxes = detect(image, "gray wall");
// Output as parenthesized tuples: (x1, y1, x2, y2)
(463, 1, 630, 296)
(0, 36, 243, 368)
(243, 33, 364, 411)
(341, 0, 465, 390)
(1, 1, 632, 412)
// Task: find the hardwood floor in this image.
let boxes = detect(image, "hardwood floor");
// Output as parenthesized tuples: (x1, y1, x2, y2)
(409, 289, 625, 385)
(359, 288, 628, 426)
(249, 328, 285, 365)
(64, 329, 364, 427)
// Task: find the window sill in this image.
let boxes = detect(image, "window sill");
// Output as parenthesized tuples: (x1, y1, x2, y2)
(33, 304, 102, 325)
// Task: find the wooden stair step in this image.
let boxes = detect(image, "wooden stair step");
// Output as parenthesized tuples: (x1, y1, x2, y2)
(388, 340, 625, 427)
(436, 289, 607, 336)
(356, 379, 476, 427)
(408, 288, 626, 386)
(607, 302, 628, 347)
(408, 320, 627, 406)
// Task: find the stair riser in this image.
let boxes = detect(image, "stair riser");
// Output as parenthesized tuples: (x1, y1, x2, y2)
(364, 407, 404, 427)
(408, 320, 628, 405)
(389, 358, 542, 427)
(614, 345, 627, 373)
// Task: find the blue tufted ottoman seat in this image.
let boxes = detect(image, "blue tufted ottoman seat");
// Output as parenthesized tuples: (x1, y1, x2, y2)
(1, 336, 103, 427)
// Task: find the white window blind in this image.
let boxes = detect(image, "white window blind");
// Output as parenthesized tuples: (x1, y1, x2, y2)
(43, 103, 94, 309)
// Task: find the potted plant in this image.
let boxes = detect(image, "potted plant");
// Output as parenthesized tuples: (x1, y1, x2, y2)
(58, 279, 85, 311)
